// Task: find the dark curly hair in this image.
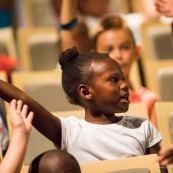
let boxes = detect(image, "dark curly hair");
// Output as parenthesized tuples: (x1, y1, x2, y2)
(59, 46, 109, 106)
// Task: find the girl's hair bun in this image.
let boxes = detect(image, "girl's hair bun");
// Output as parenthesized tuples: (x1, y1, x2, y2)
(101, 15, 124, 29)
(59, 46, 79, 70)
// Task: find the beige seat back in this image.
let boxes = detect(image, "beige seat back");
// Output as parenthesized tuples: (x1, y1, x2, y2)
(157, 67, 173, 101)
(11, 70, 82, 112)
(80, 154, 160, 173)
(140, 20, 173, 96)
(154, 101, 173, 148)
(54, 102, 148, 119)
(19, 0, 58, 27)
(21, 154, 160, 173)
(17, 27, 60, 71)
(0, 27, 17, 57)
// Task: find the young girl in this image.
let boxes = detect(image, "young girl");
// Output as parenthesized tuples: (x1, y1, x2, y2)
(0, 47, 162, 162)
(92, 15, 158, 128)
(58, 0, 158, 128)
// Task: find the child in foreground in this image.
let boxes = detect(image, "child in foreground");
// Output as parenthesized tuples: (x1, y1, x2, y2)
(0, 47, 162, 162)
(29, 149, 81, 173)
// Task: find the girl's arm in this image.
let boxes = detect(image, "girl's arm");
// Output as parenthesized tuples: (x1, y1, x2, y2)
(0, 79, 62, 147)
(154, 0, 173, 17)
(157, 145, 173, 166)
(59, 0, 78, 52)
(58, 0, 90, 53)
(148, 143, 161, 154)
(0, 99, 33, 173)
(148, 143, 168, 173)
(141, 0, 160, 20)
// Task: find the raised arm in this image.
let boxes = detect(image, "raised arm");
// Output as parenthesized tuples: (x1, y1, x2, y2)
(58, 0, 90, 53)
(0, 99, 33, 173)
(154, 0, 173, 17)
(141, 0, 160, 20)
(0, 80, 62, 147)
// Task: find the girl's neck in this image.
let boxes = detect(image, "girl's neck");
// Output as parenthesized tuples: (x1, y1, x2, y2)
(84, 110, 122, 125)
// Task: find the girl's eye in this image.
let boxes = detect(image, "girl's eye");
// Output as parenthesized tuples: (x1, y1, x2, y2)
(104, 46, 113, 52)
(120, 45, 130, 50)
(110, 77, 119, 83)
(110, 76, 125, 83)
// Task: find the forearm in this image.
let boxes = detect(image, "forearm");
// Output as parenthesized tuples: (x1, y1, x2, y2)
(0, 80, 62, 146)
(141, 0, 160, 20)
(154, 0, 173, 17)
(149, 143, 161, 154)
(60, 0, 77, 24)
(59, 0, 79, 52)
(0, 132, 28, 173)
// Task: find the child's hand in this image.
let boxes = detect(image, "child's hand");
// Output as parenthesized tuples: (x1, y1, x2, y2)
(157, 146, 173, 165)
(154, 0, 173, 17)
(8, 99, 34, 136)
(157, 131, 173, 166)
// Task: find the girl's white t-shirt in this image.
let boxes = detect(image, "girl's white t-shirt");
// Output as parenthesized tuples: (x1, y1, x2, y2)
(59, 116, 162, 162)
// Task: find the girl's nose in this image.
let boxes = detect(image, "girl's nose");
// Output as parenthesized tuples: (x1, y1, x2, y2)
(120, 81, 128, 92)
(110, 49, 121, 61)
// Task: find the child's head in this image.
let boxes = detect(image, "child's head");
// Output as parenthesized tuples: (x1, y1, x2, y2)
(29, 149, 81, 173)
(59, 47, 129, 114)
(92, 15, 140, 80)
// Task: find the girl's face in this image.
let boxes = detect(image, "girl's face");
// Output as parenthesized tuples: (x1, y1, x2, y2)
(96, 29, 139, 80)
(89, 57, 129, 114)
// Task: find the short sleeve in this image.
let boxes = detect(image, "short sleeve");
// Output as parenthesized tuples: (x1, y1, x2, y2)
(145, 120, 163, 148)
(59, 116, 81, 150)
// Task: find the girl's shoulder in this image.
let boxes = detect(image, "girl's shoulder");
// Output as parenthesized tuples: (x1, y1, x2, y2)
(117, 115, 149, 129)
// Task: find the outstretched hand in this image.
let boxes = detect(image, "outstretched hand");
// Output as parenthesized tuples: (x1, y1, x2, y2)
(154, 0, 173, 17)
(157, 130, 173, 166)
(8, 99, 34, 136)
(157, 145, 173, 166)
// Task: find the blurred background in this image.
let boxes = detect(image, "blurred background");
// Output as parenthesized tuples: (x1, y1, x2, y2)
(0, 0, 173, 164)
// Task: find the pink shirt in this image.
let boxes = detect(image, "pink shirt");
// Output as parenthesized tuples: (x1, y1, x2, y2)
(129, 87, 157, 118)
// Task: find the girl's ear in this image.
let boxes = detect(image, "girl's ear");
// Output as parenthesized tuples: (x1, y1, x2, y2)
(78, 84, 93, 100)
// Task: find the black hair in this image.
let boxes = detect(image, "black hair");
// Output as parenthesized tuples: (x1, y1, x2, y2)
(29, 149, 81, 173)
(28, 152, 44, 173)
(58, 46, 109, 106)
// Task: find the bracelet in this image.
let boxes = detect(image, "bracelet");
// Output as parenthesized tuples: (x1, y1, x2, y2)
(59, 18, 78, 30)
(0, 10, 12, 27)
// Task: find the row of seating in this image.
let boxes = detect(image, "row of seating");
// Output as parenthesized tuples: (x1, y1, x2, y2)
(1, 69, 173, 155)
(15, 0, 135, 28)
(20, 154, 161, 173)
(0, 70, 173, 172)
(0, 27, 60, 71)
(140, 20, 173, 98)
